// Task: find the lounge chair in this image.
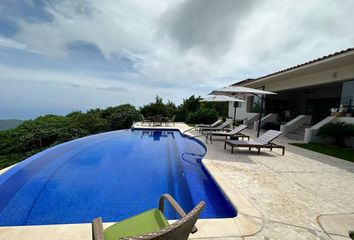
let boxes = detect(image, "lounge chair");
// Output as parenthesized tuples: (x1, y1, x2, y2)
(200, 120, 233, 133)
(152, 115, 162, 126)
(196, 119, 222, 131)
(209, 125, 249, 143)
(92, 194, 205, 240)
(165, 115, 175, 126)
(141, 114, 151, 126)
(224, 130, 285, 155)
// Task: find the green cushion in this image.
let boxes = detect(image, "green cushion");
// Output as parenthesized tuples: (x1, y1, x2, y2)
(103, 209, 170, 240)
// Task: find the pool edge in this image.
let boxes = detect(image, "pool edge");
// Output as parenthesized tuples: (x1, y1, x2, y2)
(133, 123, 264, 237)
(0, 123, 264, 238)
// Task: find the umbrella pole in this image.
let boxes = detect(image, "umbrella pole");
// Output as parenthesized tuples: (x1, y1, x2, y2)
(233, 105, 237, 129)
(257, 95, 264, 137)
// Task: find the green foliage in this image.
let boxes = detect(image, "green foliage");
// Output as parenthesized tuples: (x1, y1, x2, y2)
(0, 104, 140, 169)
(175, 95, 202, 121)
(102, 104, 141, 130)
(140, 95, 177, 118)
(252, 101, 261, 112)
(186, 108, 219, 124)
(317, 122, 354, 147)
(0, 119, 23, 130)
(201, 102, 228, 117)
(139, 95, 227, 123)
(0, 95, 230, 170)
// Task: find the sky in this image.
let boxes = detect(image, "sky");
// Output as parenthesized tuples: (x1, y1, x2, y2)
(0, 0, 354, 119)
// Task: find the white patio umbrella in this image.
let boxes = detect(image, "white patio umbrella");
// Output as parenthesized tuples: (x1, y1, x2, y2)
(201, 95, 245, 129)
(210, 86, 276, 137)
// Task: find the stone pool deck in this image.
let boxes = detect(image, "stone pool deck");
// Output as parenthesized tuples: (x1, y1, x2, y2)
(191, 126, 354, 240)
(135, 123, 354, 239)
(1, 122, 353, 239)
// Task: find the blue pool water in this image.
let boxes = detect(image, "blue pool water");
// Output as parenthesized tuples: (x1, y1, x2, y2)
(0, 129, 236, 226)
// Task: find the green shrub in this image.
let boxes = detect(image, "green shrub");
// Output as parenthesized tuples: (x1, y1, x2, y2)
(0, 104, 141, 169)
(101, 104, 140, 130)
(140, 96, 177, 118)
(175, 95, 202, 121)
(186, 108, 219, 124)
(317, 122, 354, 147)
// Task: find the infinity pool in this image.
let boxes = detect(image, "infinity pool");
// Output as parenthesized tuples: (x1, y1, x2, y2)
(0, 129, 236, 226)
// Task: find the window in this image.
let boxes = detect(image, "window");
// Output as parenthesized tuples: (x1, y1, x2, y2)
(341, 80, 354, 108)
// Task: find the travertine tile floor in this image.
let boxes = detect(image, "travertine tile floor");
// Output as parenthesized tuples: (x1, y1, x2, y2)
(193, 128, 354, 240)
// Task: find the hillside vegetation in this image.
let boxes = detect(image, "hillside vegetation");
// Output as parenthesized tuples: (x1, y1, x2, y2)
(0, 96, 227, 169)
(0, 119, 23, 130)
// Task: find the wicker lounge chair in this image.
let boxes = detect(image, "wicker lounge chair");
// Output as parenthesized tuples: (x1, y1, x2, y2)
(200, 120, 233, 133)
(196, 119, 222, 131)
(92, 194, 205, 240)
(209, 125, 249, 143)
(224, 130, 285, 155)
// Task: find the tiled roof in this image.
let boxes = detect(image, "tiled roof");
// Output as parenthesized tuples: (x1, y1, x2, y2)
(233, 47, 354, 86)
(231, 78, 254, 86)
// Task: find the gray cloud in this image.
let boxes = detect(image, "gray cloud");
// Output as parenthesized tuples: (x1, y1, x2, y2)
(97, 86, 128, 92)
(68, 83, 81, 88)
(2, 0, 354, 120)
(161, 0, 259, 57)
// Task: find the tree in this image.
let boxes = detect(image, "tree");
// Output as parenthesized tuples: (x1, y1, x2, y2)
(176, 95, 202, 121)
(140, 95, 177, 117)
(186, 108, 219, 124)
(102, 104, 140, 130)
(66, 110, 107, 135)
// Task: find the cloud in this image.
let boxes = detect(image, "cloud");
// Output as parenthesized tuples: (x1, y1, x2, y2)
(1, 0, 354, 118)
(0, 37, 26, 50)
(160, 0, 259, 57)
(10, 0, 354, 84)
(97, 86, 128, 92)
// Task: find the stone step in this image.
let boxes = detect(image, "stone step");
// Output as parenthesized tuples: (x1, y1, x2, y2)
(287, 135, 304, 140)
(287, 131, 304, 137)
(289, 124, 312, 134)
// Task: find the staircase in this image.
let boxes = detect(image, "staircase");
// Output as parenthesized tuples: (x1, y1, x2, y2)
(287, 124, 312, 140)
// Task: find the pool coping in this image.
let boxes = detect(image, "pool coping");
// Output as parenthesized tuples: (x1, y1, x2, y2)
(132, 124, 264, 238)
(0, 123, 263, 239)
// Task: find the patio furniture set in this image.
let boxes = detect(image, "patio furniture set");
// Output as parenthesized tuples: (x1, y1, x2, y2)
(141, 115, 175, 127)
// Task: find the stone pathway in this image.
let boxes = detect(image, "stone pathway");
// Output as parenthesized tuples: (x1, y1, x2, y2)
(194, 128, 354, 240)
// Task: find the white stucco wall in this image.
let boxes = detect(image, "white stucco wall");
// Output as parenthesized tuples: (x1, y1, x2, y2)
(245, 63, 354, 92)
(229, 60, 354, 124)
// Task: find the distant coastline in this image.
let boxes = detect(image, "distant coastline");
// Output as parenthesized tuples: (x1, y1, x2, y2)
(0, 119, 24, 130)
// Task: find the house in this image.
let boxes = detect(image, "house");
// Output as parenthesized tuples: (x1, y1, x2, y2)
(230, 47, 354, 144)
